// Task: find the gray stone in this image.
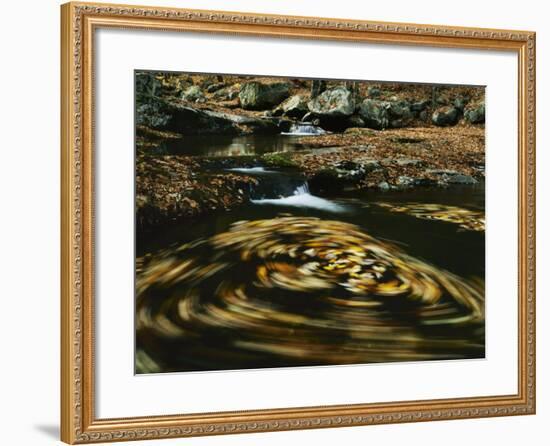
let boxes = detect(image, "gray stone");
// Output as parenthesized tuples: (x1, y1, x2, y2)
(453, 96, 468, 111)
(308, 86, 356, 117)
(181, 85, 204, 102)
(446, 174, 478, 185)
(359, 99, 390, 129)
(431, 106, 461, 126)
(378, 181, 390, 191)
(359, 99, 413, 130)
(213, 86, 239, 101)
(396, 176, 415, 188)
(272, 95, 309, 119)
(239, 81, 291, 110)
(411, 100, 430, 112)
(205, 82, 225, 93)
(395, 158, 424, 167)
(465, 103, 485, 124)
(367, 86, 382, 98)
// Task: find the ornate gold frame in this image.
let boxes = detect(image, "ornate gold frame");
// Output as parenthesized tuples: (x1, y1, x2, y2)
(60, 2, 536, 444)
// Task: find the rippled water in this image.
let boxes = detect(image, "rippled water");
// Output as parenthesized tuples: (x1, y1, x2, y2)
(136, 163, 485, 373)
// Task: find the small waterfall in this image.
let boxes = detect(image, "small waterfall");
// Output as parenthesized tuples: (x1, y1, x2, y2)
(228, 165, 345, 213)
(227, 167, 273, 174)
(293, 182, 310, 195)
(252, 176, 345, 213)
(281, 123, 326, 136)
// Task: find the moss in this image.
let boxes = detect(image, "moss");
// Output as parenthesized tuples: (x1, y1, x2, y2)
(261, 152, 298, 168)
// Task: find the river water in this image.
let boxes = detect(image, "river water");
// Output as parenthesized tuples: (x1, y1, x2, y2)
(136, 133, 485, 374)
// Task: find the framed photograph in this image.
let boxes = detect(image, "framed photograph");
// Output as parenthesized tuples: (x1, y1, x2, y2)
(60, 2, 536, 443)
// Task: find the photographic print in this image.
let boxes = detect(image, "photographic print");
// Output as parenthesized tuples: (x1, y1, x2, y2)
(135, 71, 486, 374)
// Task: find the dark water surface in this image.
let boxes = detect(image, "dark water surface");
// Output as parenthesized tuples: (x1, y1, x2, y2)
(136, 135, 485, 374)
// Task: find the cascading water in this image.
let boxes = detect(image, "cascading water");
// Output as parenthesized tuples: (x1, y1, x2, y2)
(235, 168, 346, 213)
(281, 123, 326, 136)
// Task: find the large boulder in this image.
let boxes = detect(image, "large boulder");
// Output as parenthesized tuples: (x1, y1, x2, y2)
(239, 81, 291, 110)
(358, 99, 389, 129)
(137, 100, 238, 135)
(465, 103, 485, 124)
(431, 106, 461, 126)
(272, 95, 309, 119)
(307, 86, 355, 118)
(358, 99, 413, 130)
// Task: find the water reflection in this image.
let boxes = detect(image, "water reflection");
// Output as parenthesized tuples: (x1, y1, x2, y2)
(136, 217, 484, 373)
(159, 134, 307, 157)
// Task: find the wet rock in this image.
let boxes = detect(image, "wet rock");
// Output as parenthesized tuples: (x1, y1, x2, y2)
(307, 86, 356, 126)
(396, 175, 415, 189)
(465, 103, 485, 124)
(447, 174, 478, 185)
(431, 106, 461, 126)
(239, 81, 291, 110)
(181, 85, 205, 102)
(272, 95, 309, 119)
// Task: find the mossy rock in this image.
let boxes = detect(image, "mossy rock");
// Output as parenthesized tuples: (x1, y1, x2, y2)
(261, 152, 298, 168)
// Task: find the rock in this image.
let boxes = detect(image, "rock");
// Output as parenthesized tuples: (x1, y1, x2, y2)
(213, 86, 239, 101)
(204, 110, 282, 135)
(426, 169, 478, 185)
(446, 174, 478, 185)
(378, 181, 390, 191)
(411, 100, 430, 113)
(308, 86, 355, 118)
(359, 99, 390, 129)
(347, 114, 365, 128)
(181, 85, 205, 102)
(136, 72, 162, 99)
(239, 81, 291, 110)
(301, 112, 321, 126)
(431, 106, 461, 126)
(465, 103, 485, 124)
(272, 95, 309, 119)
(359, 99, 413, 130)
(395, 158, 424, 167)
(453, 96, 468, 111)
(138, 101, 280, 135)
(206, 82, 225, 93)
(155, 103, 239, 135)
(388, 101, 414, 128)
(367, 86, 382, 98)
(396, 176, 415, 189)
(136, 100, 171, 128)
